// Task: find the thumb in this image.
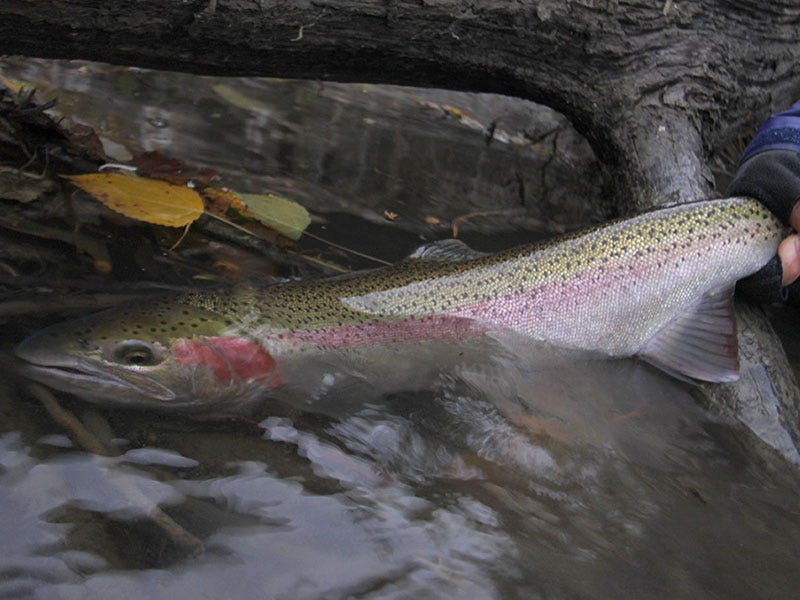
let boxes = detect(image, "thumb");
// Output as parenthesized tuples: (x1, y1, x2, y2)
(778, 234, 800, 286)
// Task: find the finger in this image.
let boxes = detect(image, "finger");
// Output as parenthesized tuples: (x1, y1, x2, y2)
(778, 233, 800, 286)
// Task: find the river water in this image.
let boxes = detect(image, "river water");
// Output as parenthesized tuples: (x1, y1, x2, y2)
(1, 59, 800, 599)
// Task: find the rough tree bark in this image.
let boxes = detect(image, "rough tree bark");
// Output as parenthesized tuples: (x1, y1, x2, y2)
(2, 0, 800, 459)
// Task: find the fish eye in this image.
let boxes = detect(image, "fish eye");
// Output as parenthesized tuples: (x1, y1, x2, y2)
(111, 340, 163, 366)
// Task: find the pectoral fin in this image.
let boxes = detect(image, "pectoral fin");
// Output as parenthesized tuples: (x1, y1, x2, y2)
(639, 287, 739, 383)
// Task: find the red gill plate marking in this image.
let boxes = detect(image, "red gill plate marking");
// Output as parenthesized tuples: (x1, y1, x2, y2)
(173, 336, 282, 387)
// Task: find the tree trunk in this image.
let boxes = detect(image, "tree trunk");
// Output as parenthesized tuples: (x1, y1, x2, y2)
(3, 1, 799, 205)
(2, 0, 800, 459)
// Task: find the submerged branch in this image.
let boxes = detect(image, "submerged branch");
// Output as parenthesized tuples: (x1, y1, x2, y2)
(26, 381, 117, 456)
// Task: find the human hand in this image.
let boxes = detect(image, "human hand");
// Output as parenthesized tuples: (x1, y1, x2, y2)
(728, 100, 800, 302)
(778, 204, 800, 285)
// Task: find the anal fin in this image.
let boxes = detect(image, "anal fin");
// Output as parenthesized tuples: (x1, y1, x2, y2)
(639, 287, 739, 383)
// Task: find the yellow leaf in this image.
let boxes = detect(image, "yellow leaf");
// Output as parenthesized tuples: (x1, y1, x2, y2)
(238, 192, 311, 240)
(65, 172, 205, 227)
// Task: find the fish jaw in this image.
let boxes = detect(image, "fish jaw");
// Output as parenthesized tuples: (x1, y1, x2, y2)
(18, 357, 177, 404)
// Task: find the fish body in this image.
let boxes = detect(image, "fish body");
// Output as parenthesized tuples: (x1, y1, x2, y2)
(15, 197, 783, 413)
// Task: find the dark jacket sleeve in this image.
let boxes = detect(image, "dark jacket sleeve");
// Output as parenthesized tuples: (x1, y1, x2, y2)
(728, 101, 800, 305)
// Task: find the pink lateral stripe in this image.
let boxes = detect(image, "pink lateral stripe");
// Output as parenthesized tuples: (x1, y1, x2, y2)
(283, 314, 485, 348)
(283, 259, 642, 351)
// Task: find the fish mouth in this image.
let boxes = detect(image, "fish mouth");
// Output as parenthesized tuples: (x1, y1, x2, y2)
(16, 355, 177, 404)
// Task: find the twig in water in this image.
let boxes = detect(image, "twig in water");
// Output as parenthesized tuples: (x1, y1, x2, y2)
(26, 382, 116, 456)
(26, 382, 205, 555)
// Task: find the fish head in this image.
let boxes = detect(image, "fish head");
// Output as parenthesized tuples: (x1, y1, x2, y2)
(15, 293, 282, 413)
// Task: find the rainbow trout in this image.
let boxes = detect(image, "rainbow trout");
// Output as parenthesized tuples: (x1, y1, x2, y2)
(15, 197, 783, 413)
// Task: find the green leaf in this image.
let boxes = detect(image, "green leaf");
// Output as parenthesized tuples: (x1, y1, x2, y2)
(238, 192, 311, 240)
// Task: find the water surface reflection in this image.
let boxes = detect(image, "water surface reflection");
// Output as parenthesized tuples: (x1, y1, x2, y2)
(3, 356, 800, 599)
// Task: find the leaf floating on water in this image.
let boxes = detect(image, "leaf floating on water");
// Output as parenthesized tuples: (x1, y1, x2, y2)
(238, 192, 311, 240)
(65, 172, 205, 227)
(130, 150, 219, 187)
(66, 122, 108, 161)
(203, 187, 249, 217)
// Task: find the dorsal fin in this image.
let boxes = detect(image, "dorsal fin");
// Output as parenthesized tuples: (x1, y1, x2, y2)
(639, 287, 740, 383)
(407, 239, 488, 262)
